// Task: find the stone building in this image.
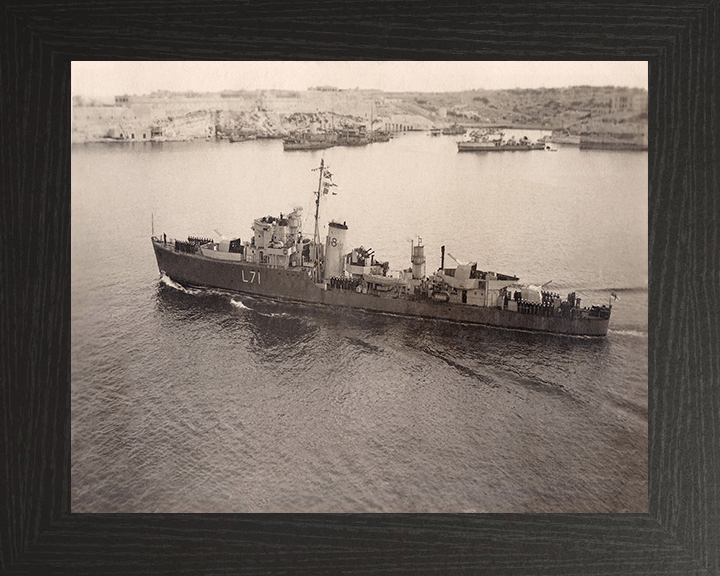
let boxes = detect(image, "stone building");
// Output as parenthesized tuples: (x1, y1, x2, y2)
(610, 91, 648, 113)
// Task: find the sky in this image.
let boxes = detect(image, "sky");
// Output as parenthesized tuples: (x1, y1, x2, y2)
(72, 61, 648, 99)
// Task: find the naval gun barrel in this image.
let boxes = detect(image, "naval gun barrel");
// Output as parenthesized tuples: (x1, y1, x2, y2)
(447, 252, 467, 266)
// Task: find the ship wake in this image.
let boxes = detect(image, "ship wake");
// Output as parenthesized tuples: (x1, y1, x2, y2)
(231, 298, 290, 318)
(159, 273, 203, 295)
(608, 329, 648, 339)
(230, 299, 251, 310)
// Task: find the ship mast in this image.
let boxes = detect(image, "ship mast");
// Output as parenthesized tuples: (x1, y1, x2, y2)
(310, 158, 338, 281)
(310, 158, 327, 282)
(313, 158, 324, 248)
(370, 99, 374, 141)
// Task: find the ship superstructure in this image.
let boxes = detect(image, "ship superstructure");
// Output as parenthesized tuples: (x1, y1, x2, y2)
(152, 160, 612, 336)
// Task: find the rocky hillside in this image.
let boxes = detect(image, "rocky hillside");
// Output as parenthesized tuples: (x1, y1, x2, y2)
(392, 86, 648, 134)
(214, 110, 369, 138)
(72, 86, 648, 143)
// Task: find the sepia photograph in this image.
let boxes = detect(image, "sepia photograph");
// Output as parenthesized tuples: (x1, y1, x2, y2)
(71, 61, 648, 513)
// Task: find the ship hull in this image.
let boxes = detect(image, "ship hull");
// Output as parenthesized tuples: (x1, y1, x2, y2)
(548, 135, 581, 145)
(579, 141, 648, 151)
(283, 141, 335, 151)
(579, 135, 647, 151)
(457, 143, 537, 152)
(153, 240, 609, 336)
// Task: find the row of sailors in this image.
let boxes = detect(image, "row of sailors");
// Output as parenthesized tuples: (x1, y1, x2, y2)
(175, 240, 198, 254)
(329, 276, 361, 291)
(517, 301, 557, 316)
(541, 291, 561, 304)
(188, 236, 213, 245)
(511, 291, 560, 305)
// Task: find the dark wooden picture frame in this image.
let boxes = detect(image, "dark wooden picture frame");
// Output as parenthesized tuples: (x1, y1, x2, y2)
(2, 2, 717, 574)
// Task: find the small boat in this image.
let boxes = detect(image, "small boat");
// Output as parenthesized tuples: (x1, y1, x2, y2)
(442, 124, 466, 135)
(229, 133, 257, 143)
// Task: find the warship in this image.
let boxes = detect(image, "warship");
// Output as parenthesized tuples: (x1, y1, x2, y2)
(283, 132, 336, 151)
(458, 130, 545, 152)
(152, 160, 612, 336)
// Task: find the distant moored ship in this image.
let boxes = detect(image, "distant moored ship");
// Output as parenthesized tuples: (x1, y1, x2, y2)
(283, 132, 336, 151)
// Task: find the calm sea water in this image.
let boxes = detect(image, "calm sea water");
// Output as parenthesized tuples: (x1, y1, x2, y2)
(71, 132, 647, 512)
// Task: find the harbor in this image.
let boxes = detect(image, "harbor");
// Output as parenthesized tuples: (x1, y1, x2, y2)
(72, 85, 648, 151)
(72, 129, 648, 513)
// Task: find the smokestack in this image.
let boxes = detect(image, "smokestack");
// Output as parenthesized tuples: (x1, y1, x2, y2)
(324, 221, 348, 281)
(441, 245, 445, 270)
(411, 241, 426, 280)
